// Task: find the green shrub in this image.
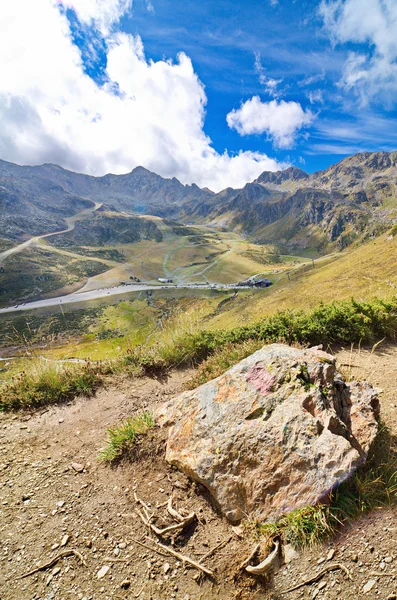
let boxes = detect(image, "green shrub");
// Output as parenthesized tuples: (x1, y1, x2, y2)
(99, 412, 154, 463)
(124, 297, 397, 380)
(187, 339, 263, 389)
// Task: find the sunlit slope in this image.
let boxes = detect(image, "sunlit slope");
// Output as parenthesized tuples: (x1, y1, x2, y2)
(206, 232, 397, 329)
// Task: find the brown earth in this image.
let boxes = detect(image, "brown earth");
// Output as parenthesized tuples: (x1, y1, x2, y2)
(1, 346, 397, 600)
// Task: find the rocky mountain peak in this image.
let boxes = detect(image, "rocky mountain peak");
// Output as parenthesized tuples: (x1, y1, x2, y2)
(256, 166, 308, 185)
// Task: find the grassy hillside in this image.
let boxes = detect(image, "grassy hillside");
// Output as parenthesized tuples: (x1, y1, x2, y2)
(0, 247, 110, 306)
(205, 230, 397, 330)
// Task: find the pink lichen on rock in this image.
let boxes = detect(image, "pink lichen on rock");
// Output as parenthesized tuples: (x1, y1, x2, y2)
(246, 363, 276, 395)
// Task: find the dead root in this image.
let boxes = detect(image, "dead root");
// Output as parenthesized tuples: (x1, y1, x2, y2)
(135, 492, 195, 538)
(16, 549, 87, 580)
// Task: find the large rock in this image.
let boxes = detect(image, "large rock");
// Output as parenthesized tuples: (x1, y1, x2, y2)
(162, 344, 379, 523)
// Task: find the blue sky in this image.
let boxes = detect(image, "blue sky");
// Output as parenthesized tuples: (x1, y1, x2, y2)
(1, 0, 397, 190)
(123, 0, 397, 172)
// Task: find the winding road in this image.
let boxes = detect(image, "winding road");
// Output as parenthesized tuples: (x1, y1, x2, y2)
(0, 201, 102, 264)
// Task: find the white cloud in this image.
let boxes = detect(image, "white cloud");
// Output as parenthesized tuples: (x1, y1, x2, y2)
(60, 0, 133, 33)
(320, 0, 397, 105)
(308, 89, 324, 104)
(0, 0, 282, 193)
(226, 97, 314, 148)
(254, 52, 283, 97)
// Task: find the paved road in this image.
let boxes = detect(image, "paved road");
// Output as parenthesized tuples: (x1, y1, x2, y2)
(0, 283, 247, 315)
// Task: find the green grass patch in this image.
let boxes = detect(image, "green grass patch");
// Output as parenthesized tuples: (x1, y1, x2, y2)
(257, 425, 397, 548)
(4, 295, 397, 410)
(0, 359, 109, 411)
(99, 412, 154, 463)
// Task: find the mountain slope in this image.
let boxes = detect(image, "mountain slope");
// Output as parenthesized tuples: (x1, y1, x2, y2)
(2, 151, 397, 253)
(0, 160, 212, 242)
(182, 151, 397, 253)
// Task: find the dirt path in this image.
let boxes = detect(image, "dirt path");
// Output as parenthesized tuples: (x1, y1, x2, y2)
(1, 346, 397, 599)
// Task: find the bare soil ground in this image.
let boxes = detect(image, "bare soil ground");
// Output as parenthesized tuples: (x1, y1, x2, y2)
(1, 346, 397, 600)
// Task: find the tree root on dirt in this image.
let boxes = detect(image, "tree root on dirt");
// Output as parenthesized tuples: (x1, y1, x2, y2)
(16, 549, 87, 580)
(279, 563, 352, 594)
(135, 492, 196, 538)
(133, 490, 214, 577)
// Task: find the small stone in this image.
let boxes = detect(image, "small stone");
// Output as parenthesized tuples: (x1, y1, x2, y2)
(327, 548, 335, 561)
(61, 535, 70, 547)
(163, 562, 171, 574)
(363, 580, 376, 593)
(317, 557, 325, 565)
(59, 418, 64, 423)
(52, 567, 61, 576)
(51, 543, 59, 551)
(284, 544, 298, 564)
(113, 547, 120, 556)
(86, 540, 92, 548)
(318, 581, 327, 590)
(351, 553, 358, 562)
(56, 501, 65, 508)
(120, 579, 131, 589)
(380, 561, 386, 570)
(385, 556, 393, 563)
(119, 542, 127, 549)
(97, 565, 110, 579)
(71, 462, 84, 473)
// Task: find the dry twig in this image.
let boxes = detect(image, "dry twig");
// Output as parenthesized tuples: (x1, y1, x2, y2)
(153, 539, 215, 577)
(129, 535, 168, 557)
(136, 497, 195, 537)
(16, 549, 87, 580)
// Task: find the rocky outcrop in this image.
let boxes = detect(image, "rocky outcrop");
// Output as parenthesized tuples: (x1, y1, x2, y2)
(163, 344, 379, 523)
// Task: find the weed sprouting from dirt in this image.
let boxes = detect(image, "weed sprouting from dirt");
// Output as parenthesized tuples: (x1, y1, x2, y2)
(257, 425, 397, 549)
(99, 412, 155, 463)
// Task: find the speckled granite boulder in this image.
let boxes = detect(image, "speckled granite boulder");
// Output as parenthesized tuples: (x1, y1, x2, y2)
(162, 344, 379, 523)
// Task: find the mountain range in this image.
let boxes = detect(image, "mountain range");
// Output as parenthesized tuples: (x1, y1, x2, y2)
(1, 151, 397, 254)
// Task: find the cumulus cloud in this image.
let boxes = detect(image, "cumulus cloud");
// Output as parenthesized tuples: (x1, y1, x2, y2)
(320, 0, 397, 105)
(226, 97, 314, 149)
(60, 0, 133, 33)
(0, 0, 282, 193)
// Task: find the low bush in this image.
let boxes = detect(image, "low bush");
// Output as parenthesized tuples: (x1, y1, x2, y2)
(124, 297, 397, 379)
(4, 296, 397, 410)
